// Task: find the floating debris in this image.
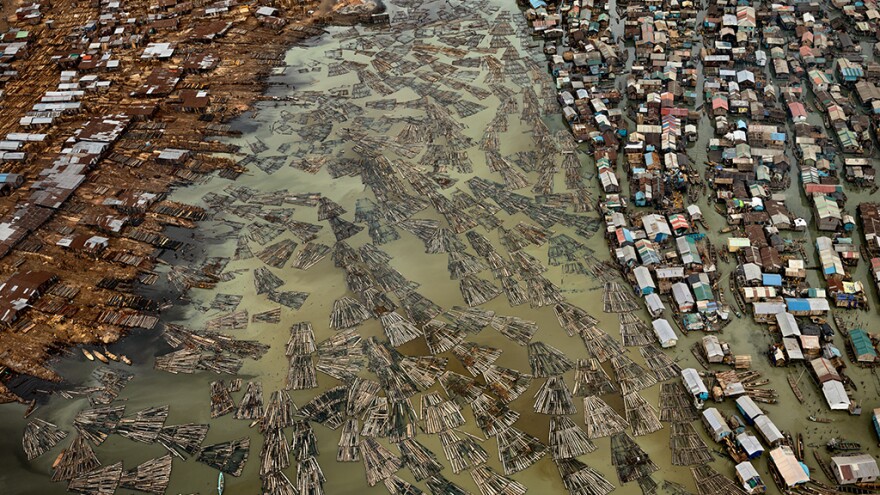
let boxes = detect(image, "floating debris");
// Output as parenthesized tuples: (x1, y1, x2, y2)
(330, 297, 372, 329)
(556, 457, 615, 495)
(611, 355, 657, 395)
(582, 396, 627, 439)
(482, 365, 531, 404)
(197, 437, 250, 477)
(610, 432, 658, 483)
(361, 437, 402, 487)
(119, 455, 173, 495)
(639, 345, 681, 382)
(397, 438, 443, 481)
(470, 465, 526, 495)
(619, 313, 654, 347)
(528, 341, 574, 377)
(67, 461, 122, 495)
(73, 405, 125, 445)
(157, 423, 209, 459)
(549, 416, 596, 460)
(623, 393, 663, 437)
(603, 282, 639, 313)
(116, 405, 169, 444)
(495, 425, 547, 475)
(533, 376, 576, 416)
(52, 435, 101, 482)
(210, 381, 235, 418)
(670, 422, 713, 466)
(22, 419, 68, 460)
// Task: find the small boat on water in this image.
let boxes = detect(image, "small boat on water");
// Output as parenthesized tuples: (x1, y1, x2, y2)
(52, 451, 64, 469)
(827, 438, 861, 452)
(82, 349, 94, 361)
(808, 416, 832, 423)
(218, 472, 225, 495)
(104, 348, 119, 362)
(787, 375, 804, 403)
(120, 355, 132, 366)
(92, 350, 109, 364)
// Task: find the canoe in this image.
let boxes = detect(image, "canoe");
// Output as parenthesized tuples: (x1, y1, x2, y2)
(120, 355, 132, 366)
(92, 351, 109, 364)
(82, 349, 94, 361)
(104, 348, 119, 361)
(218, 472, 225, 495)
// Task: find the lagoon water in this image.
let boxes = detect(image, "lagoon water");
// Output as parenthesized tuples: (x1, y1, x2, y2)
(2, 1, 880, 494)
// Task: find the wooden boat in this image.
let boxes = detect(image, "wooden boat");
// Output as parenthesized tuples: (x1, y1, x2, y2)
(218, 472, 224, 495)
(120, 355, 132, 366)
(827, 438, 861, 452)
(52, 451, 64, 469)
(82, 349, 94, 361)
(808, 416, 832, 423)
(787, 375, 804, 403)
(92, 351, 109, 364)
(815, 450, 836, 483)
(103, 348, 119, 362)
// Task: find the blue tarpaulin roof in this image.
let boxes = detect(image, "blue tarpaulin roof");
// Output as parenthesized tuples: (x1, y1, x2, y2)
(762, 274, 782, 286)
(529, 0, 548, 8)
(786, 299, 810, 312)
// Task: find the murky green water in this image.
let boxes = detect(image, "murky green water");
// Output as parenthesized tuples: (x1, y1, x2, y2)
(3, 1, 880, 495)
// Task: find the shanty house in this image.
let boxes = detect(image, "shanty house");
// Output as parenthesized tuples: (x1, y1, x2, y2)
(831, 455, 879, 485)
(848, 329, 877, 363)
(769, 446, 810, 487)
(702, 408, 732, 442)
(651, 318, 677, 348)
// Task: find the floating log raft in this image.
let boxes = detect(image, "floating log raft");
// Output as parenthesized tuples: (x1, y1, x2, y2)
(534, 376, 576, 415)
(510, 250, 547, 275)
(690, 465, 746, 495)
(73, 405, 125, 445)
(292, 242, 331, 270)
(206, 311, 249, 332)
(155, 349, 200, 374)
(290, 420, 319, 461)
(498, 227, 530, 253)
(578, 326, 624, 363)
(255, 267, 284, 295)
(670, 422, 713, 466)
(88, 368, 134, 406)
(423, 319, 466, 355)
(640, 345, 681, 382)
(610, 432, 659, 483)
(554, 302, 599, 337)
(211, 294, 243, 312)
(452, 342, 502, 376)
(397, 438, 443, 481)
(459, 275, 501, 307)
(380, 312, 423, 347)
(261, 471, 296, 495)
(338, 418, 360, 462)
(427, 475, 472, 495)
(439, 430, 488, 474)
(257, 239, 298, 269)
(470, 465, 526, 495)
(329, 216, 363, 242)
(384, 475, 425, 495)
(119, 454, 173, 495)
(447, 251, 488, 279)
(496, 425, 547, 475)
(619, 313, 654, 347)
(23, 419, 68, 460)
(489, 316, 536, 345)
(116, 405, 169, 444)
(361, 437, 403, 487)
(286, 323, 316, 356)
(286, 355, 318, 391)
(67, 461, 122, 495)
(52, 435, 101, 482)
(210, 381, 236, 418)
(426, 227, 466, 253)
(421, 392, 466, 434)
(158, 423, 209, 459)
(330, 297, 372, 329)
(198, 437, 250, 477)
(235, 381, 265, 420)
(499, 276, 527, 306)
(623, 392, 663, 437)
(524, 274, 563, 308)
(345, 378, 382, 418)
(400, 356, 447, 390)
(603, 282, 639, 313)
(387, 398, 417, 444)
(398, 219, 440, 243)
(471, 394, 519, 438)
(528, 341, 574, 377)
(438, 371, 483, 405)
(268, 290, 309, 310)
(556, 457, 615, 495)
(361, 397, 390, 439)
(296, 457, 325, 495)
(483, 365, 531, 404)
(583, 396, 628, 439)
(365, 338, 421, 401)
(611, 355, 658, 395)
(572, 359, 617, 397)
(447, 306, 495, 332)
(317, 197, 346, 220)
(316, 329, 364, 382)
(549, 416, 596, 460)
(298, 386, 347, 429)
(260, 391, 295, 433)
(659, 383, 699, 423)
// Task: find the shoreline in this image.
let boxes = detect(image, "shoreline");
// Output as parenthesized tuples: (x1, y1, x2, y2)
(0, 1, 383, 403)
